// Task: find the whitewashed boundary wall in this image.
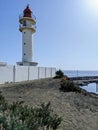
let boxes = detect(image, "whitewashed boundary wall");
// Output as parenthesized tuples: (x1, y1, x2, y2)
(38, 67, 46, 79)
(29, 66, 39, 80)
(14, 66, 29, 82)
(0, 66, 56, 84)
(45, 68, 51, 78)
(0, 66, 13, 83)
(51, 68, 56, 77)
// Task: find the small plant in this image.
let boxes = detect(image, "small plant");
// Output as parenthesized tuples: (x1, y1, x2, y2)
(0, 93, 62, 130)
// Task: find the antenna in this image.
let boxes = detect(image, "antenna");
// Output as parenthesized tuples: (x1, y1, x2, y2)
(27, 4, 29, 7)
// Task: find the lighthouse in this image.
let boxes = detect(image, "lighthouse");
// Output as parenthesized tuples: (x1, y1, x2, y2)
(17, 5, 38, 66)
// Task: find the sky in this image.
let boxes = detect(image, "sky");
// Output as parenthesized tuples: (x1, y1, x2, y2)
(0, 0, 98, 70)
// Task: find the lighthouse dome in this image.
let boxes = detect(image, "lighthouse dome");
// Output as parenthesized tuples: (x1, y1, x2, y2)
(23, 5, 32, 18)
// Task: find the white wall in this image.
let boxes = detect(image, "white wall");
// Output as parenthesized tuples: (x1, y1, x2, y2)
(46, 68, 51, 78)
(0, 66, 13, 83)
(29, 66, 38, 80)
(51, 68, 56, 77)
(38, 67, 46, 79)
(15, 66, 28, 82)
(0, 66, 56, 84)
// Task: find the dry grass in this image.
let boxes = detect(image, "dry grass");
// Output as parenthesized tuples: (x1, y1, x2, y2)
(0, 78, 98, 130)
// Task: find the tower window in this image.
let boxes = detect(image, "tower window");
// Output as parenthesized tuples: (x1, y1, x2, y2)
(23, 21, 26, 26)
(24, 32, 26, 34)
(24, 43, 26, 45)
(24, 53, 26, 55)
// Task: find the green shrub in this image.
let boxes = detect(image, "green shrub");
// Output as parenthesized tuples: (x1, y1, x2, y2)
(0, 94, 62, 130)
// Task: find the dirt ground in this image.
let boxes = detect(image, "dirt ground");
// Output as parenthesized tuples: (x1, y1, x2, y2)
(0, 78, 98, 130)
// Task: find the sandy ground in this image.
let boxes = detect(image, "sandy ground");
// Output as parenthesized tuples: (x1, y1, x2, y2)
(0, 78, 98, 130)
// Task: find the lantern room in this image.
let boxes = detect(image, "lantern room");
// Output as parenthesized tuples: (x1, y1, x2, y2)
(23, 5, 32, 18)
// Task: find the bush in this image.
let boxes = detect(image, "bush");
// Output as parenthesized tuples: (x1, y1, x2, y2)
(60, 80, 88, 95)
(54, 70, 64, 78)
(0, 94, 62, 130)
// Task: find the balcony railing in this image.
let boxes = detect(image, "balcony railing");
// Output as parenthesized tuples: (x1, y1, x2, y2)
(19, 24, 36, 31)
(19, 13, 36, 21)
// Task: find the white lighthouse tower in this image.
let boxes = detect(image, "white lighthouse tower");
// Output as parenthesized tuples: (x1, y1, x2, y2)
(17, 5, 38, 66)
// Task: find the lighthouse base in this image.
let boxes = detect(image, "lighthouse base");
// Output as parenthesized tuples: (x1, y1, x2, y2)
(17, 62, 38, 66)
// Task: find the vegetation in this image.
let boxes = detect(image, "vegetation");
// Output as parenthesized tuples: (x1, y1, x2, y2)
(0, 92, 62, 130)
(54, 70, 64, 78)
(60, 79, 88, 95)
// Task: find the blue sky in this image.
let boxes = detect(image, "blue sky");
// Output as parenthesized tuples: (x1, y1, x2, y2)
(0, 0, 98, 70)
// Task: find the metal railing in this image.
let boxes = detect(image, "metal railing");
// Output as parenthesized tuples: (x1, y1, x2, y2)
(19, 24, 36, 30)
(19, 13, 36, 21)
